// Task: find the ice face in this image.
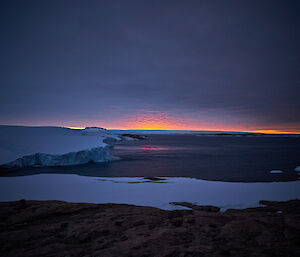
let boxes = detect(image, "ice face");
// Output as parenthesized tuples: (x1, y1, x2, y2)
(3, 146, 112, 168)
(0, 125, 119, 168)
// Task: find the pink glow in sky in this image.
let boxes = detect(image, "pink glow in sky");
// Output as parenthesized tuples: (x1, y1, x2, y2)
(12, 109, 299, 134)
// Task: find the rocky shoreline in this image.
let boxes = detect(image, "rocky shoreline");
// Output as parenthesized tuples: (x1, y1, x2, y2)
(0, 200, 299, 257)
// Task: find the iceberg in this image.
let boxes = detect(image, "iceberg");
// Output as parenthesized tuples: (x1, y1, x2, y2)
(0, 125, 121, 168)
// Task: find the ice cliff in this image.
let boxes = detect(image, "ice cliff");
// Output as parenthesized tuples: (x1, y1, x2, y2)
(0, 125, 121, 168)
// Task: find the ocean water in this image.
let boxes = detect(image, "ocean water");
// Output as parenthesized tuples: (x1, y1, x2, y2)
(4, 134, 300, 182)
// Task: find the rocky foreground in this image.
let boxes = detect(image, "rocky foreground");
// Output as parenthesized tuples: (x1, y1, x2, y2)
(0, 200, 299, 257)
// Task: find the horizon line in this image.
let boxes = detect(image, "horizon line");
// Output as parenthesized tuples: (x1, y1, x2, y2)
(66, 127, 300, 135)
(1, 124, 299, 135)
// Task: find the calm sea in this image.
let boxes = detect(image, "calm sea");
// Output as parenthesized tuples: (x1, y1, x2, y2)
(4, 134, 300, 182)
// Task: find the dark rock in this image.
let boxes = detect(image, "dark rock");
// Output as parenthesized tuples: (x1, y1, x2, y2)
(170, 218, 183, 227)
(121, 235, 128, 241)
(0, 200, 299, 257)
(101, 229, 110, 236)
(186, 218, 195, 224)
(114, 220, 123, 226)
(144, 177, 167, 181)
(133, 220, 145, 226)
(121, 134, 148, 140)
(60, 222, 68, 229)
(168, 210, 183, 219)
(193, 205, 220, 212)
(19, 199, 27, 209)
(170, 202, 220, 212)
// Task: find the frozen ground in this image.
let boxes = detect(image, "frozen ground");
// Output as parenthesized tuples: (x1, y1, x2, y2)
(0, 174, 299, 211)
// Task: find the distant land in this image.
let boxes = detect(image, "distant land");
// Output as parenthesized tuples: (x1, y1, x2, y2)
(109, 129, 300, 136)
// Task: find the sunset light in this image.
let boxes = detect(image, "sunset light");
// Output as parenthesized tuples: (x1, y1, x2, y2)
(64, 110, 300, 134)
(1, 1, 300, 256)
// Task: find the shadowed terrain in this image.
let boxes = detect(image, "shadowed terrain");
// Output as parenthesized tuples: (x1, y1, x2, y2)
(0, 200, 299, 257)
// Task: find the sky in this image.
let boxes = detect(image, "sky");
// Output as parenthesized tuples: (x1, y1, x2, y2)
(0, 0, 299, 133)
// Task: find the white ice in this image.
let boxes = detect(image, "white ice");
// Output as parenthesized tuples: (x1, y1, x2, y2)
(0, 125, 120, 167)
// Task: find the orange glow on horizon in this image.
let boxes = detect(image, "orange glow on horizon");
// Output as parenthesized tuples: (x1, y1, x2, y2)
(116, 110, 208, 131)
(65, 125, 300, 134)
(61, 110, 300, 134)
(6, 110, 300, 134)
(247, 129, 300, 135)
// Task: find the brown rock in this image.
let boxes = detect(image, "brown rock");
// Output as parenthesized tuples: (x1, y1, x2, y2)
(0, 200, 299, 257)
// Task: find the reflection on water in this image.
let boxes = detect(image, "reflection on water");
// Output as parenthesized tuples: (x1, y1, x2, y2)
(115, 145, 188, 151)
(141, 146, 170, 151)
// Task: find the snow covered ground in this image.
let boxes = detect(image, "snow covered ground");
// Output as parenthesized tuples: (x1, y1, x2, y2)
(0, 126, 120, 168)
(0, 174, 299, 211)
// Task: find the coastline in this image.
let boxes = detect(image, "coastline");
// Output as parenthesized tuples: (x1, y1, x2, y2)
(1, 174, 299, 211)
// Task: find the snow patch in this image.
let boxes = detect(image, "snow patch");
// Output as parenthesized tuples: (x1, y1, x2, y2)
(270, 170, 283, 174)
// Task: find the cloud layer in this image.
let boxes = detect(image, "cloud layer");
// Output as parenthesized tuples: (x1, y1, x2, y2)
(0, 1, 299, 131)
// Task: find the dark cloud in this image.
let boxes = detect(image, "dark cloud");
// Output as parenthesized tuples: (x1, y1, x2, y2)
(0, 0, 299, 130)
